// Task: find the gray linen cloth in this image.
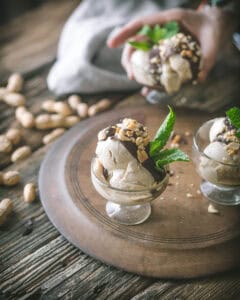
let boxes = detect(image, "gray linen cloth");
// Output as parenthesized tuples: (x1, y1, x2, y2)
(47, 0, 185, 94)
(47, 0, 239, 112)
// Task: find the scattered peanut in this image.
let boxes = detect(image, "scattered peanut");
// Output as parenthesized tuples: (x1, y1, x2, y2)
(43, 128, 65, 144)
(68, 95, 82, 110)
(0, 198, 13, 225)
(3, 92, 26, 107)
(77, 103, 88, 118)
(15, 106, 35, 128)
(64, 116, 80, 128)
(88, 98, 111, 116)
(0, 87, 7, 100)
(35, 114, 79, 129)
(6, 73, 24, 93)
(23, 183, 37, 203)
(35, 114, 64, 129)
(42, 100, 72, 116)
(0, 171, 20, 186)
(97, 98, 112, 110)
(5, 128, 21, 145)
(0, 135, 12, 153)
(11, 146, 31, 162)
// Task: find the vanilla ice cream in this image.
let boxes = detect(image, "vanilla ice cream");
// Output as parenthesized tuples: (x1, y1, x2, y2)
(199, 117, 240, 186)
(131, 32, 202, 94)
(94, 118, 166, 191)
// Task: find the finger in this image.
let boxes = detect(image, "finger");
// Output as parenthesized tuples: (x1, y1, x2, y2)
(198, 29, 217, 82)
(108, 8, 185, 48)
(141, 87, 151, 97)
(121, 44, 135, 79)
(121, 35, 147, 79)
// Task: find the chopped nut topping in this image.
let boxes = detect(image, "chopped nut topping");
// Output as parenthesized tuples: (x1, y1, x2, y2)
(126, 130, 133, 137)
(117, 129, 131, 141)
(136, 137, 143, 146)
(137, 149, 148, 163)
(225, 142, 240, 156)
(180, 50, 193, 58)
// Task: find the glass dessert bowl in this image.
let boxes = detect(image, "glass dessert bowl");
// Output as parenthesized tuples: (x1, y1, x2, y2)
(91, 109, 189, 225)
(192, 118, 240, 205)
(91, 157, 169, 225)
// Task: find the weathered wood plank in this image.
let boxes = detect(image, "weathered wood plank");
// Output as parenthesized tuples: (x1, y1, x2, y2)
(0, 66, 129, 169)
(0, 0, 79, 79)
(41, 260, 155, 300)
(132, 272, 240, 300)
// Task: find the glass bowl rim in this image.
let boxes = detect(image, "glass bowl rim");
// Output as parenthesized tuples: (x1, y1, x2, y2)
(193, 118, 240, 167)
(91, 156, 169, 193)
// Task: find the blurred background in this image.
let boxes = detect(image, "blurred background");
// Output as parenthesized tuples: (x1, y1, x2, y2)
(0, 0, 46, 24)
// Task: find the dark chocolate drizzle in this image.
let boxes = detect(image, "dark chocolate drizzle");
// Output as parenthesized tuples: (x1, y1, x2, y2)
(103, 167, 109, 180)
(225, 117, 236, 131)
(121, 140, 165, 182)
(105, 126, 116, 139)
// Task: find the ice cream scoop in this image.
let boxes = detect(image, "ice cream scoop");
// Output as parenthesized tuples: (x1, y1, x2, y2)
(131, 32, 201, 94)
(199, 117, 240, 186)
(95, 118, 165, 190)
(206, 117, 240, 164)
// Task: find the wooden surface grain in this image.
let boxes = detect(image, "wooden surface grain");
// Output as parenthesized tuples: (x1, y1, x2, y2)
(1, 1, 240, 299)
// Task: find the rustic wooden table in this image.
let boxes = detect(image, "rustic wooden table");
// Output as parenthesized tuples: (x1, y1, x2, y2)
(1, 1, 240, 299)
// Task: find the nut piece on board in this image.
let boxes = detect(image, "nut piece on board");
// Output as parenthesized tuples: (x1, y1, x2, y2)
(208, 203, 219, 214)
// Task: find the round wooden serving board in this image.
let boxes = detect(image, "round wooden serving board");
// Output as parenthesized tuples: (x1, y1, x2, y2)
(39, 106, 240, 279)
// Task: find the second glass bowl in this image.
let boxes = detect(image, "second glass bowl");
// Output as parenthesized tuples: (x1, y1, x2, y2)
(192, 119, 240, 205)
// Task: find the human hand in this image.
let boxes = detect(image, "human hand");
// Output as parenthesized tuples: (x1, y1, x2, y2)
(107, 7, 236, 82)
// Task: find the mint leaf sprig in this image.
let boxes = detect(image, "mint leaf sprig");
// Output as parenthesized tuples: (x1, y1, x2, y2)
(226, 107, 240, 138)
(128, 21, 179, 52)
(149, 106, 189, 171)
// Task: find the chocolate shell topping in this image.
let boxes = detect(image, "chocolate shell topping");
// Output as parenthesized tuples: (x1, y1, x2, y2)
(148, 32, 201, 88)
(98, 120, 166, 182)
